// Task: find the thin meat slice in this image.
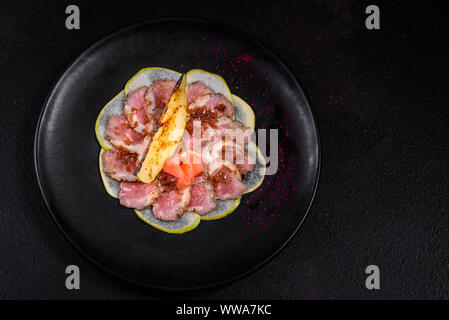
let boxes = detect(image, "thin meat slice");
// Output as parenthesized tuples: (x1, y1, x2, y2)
(145, 80, 177, 117)
(102, 148, 138, 182)
(212, 166, 247, 200)
(220, 142, 255, 174)
(152, 79, 177, 106)
(187, 81, 214, 104)
(124, 86, 151, 134)
(235, 150, 255, 174)
(188, 93, 234, 118)
(119, 181, 161, 210)
(187, 176, 216, 215)
(105, 115, 144, 154)
(216, 116, 252, 145)
(144, 80, 177, 134)
(136, 134, 152, 164)
(152, 187, 191, 221)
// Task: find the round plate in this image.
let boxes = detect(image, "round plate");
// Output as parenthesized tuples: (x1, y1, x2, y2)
(35, 18, 320, 289)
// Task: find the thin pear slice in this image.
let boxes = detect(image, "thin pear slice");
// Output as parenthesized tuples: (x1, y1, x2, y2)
(134, 209, 201, 234)
(98, 149, 120, 198)
(136, 75, 187, 183)
(243, 141, 267, 194)
(232, 94, 255, 131)
(124, 67, 181, 96)
(199, 198, 241, 221)
(186, 69, 233, 104)
(95, 91, 125, 150)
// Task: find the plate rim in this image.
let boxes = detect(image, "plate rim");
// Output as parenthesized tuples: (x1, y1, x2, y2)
(34, 16, 321, 291)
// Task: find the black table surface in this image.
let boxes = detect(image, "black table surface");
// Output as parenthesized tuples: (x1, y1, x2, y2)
(1, 0, 448, 299)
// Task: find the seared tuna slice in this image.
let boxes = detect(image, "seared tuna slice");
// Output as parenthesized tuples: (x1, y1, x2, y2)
(102, 148, 138, 182)
(105, 115, 144, 154)
(212, 166, 247, 200)
(188, 93, 234, 118)
(186, 81, 214, 104)
(124, 86, 151, 135)
(216, 116, 252, 145)
(187, 176, 216, 215)
(235, 150, 256, 175)
(145, 79, 177, 114)
(144, 79, 177, 133)
(219, 142, 255, 175)
(152, 187, 191, 221)
(119, 181, 160, 210)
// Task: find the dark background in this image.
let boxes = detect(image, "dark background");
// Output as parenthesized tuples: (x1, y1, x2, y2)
(1, 0, 448, 299)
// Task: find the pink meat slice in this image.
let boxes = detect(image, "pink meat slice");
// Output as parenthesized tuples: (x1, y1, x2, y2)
(216, 116, 252, 145)
(189, 94, 234, 118)
(152, 187, 191, 221)
(144, 80, 177, 134)
(145, 79, 177, 115)
(220, 142, 255, 174)
(187, 176, 216, 215)
(119, 181, 161, 210)
(105, 115, 144, 154)
(102, 148, 138, 182)
(187, 81, 214, 104)
(235, 150, 255, 174)
(212, 166, 247, 200)
(124, 86, 151, 135)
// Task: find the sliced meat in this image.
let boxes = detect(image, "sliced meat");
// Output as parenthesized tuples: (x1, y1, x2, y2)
(145, 79, 177, 115)
(187, 176, 216, 215)
(220, 142, 255, 174)
(155, 171, 178, 192)
(136, 134, 152, 164)
(174, 130, 204, 157)
(216, 116, 252, 145)
(188, 93, 234, 118)
(152, 187, 191, 221)
(212, 166, 247, 200)
(144, 79, 177, 133)
(187, 81, 214, 104)
(174, 131, 193, 154)
(105, 115, 144, 153)
(102, 148, 138, 182)
(235, 150, 255, 174)
(124, 86, 151, 135)
(119, 181, 161, 210)
(152, 79, 177, 106)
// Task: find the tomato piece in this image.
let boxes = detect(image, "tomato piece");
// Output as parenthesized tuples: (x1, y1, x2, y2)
(163, 152, 204, 190)
(191, 162, 203, 176)
(163, 157, 184, 179)
(181, 163, 194, 182)
(189, 153, 203, 176)
(180, 152, 203, 177)
(176, 176, 189, 190)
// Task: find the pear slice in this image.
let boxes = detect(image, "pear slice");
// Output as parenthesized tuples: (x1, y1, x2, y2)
(98, 149, 120, 198)
(199, 198, 241, 221)
(135, 75, 187, 183)
(95, 91, 125, 150)
(134, 209, 201, 234)
(232, 94, 255, 131)
(124, 67, 181, 96)
(243, 141, 267, 194)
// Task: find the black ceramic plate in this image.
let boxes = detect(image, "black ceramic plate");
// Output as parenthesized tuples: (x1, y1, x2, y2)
(35, 18, 320, 289)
